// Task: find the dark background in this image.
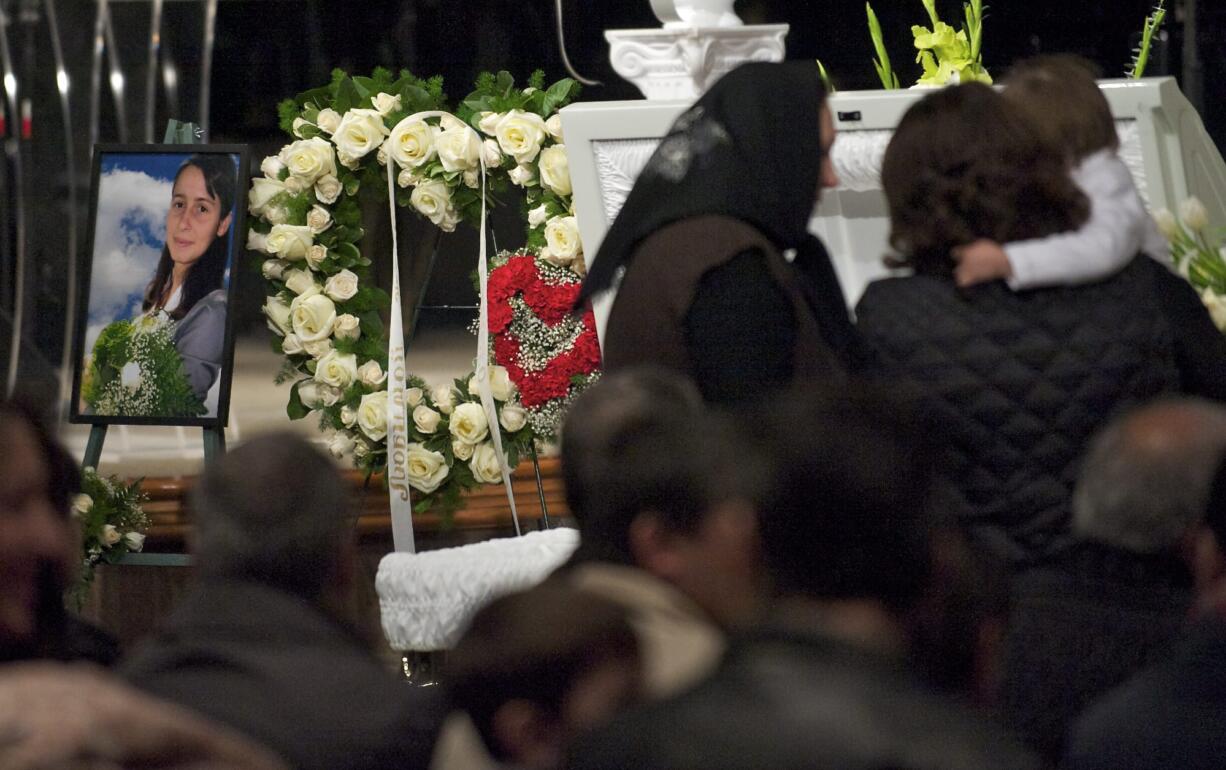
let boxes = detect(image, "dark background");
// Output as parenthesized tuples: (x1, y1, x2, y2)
(2, 0, 1222, 402)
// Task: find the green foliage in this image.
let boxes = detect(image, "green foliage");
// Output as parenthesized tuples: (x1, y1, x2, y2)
(1130, 1, 1167, 79)
(68, 469, 150, 609)
(84, 318, 206, 418)
(866, 3, 901, 90)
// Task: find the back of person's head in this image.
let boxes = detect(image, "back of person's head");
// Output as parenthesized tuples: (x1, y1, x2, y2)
(447, 583, 640, 769)
(1074, 398, 1226, 554)
(882, 82, 1089, 275)
(1191, 455, 1226, 606)
(748, 385, 933, 611)
(1003, 54, 1118, 163)
(0, 399, 79, 656)
(560, 367, 731, 565)
(189, 432, 350, 600)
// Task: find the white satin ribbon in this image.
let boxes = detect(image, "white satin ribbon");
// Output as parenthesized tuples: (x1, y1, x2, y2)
(385, 111, 522, 551)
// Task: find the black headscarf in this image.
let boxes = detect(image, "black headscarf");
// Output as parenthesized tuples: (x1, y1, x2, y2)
(578, 60, 858, 361)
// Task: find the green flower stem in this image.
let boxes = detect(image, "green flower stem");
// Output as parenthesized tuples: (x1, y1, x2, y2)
(922, 0, 940, 27)
(867, 2, 901, 90)
(1131, 1, 1167, 79)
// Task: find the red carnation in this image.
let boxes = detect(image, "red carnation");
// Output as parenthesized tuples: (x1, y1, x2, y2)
(488, 300, 514, 334)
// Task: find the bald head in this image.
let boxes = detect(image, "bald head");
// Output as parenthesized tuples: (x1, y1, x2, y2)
(1074, 399, 1226, 554)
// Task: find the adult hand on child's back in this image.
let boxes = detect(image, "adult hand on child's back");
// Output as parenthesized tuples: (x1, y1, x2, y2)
(953, 240, 1012, 288)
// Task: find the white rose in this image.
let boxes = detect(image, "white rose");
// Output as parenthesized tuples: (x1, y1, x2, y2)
(406, 443, 450, 493)
(280, 332, 305, 355)
(451, 438, 475, 461)
(545, 113, 564, 142)
(315, 174, 342, 205)
(290, 288, 337, 343)
(463, 170, 479, 189)
(528, 204, 549, 228)
(283, 268, 317, 295)
(332, 108, 390, 161)
(303, 337, 333, 359)
(481, 138, 504, 169)
(538, 144, 572, 197)
(263, 296, 292, 336)
(333, 313, 361, 341)
(432, 385, 457, 414)
(292, 117, 311, 138)
(328, 430, 356, 459)
(357, 390, 389, 441)
(440, 113, 467, 132)
(306, 204, 333, 235)
(449, 402, 490, 444)
(469, 443, 505, 484)
(123, 531, 145, 551)
(499, 404, 528, 433)
(340, 404, 358, 427)
(507, 164, 537, 187)
(413, 405, 442, 434)
(353, 441, 370, 460)
(1180, 197, 1209, 232)
(280, 137, 337, 185)
(102, 524, 121, 547)
(358, 360, 387, 387)
(316, 108, 342, 134)
(477, 111, 502, 135)
(406, 387, 424, 407)
(1153, 208, 1178, 240)
(410, 180, 457, 229)
(261, 259, 288, 281)
(495, 109, 549, 164)
(372, 92, 402, 116)
(313, 353, 357, 389)
(1202, 288, 1226, 331)
(325, 269, 359, 302)
(436, 126, 481, 173)
(543, 216, 582, 264)
(283, 175, 307, 195)
(260, 155, 286, 179)
(298, 381, 323, 409)
(247, 229, 269, 254)
(337, 151, 360, 170)
(249, 177, 286, 216)
(264, 205, 289, 225)
(306, 244, 328, 270)
(468, 365, 515, 401)
(397, 168, 421, 189)
(266, 224, 314, 260)
(386, 118, 437, 169)
(72, 494, 93, 515)
(377, 146, 390, 166)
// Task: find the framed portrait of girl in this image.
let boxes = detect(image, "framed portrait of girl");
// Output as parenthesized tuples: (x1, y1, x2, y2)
(70, 145, 250, 427)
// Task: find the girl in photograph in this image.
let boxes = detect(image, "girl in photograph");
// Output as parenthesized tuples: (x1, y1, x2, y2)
(141, 154, 238, 403)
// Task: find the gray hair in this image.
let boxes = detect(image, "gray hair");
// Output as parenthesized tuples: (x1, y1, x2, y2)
(1073, 398, 1226, 553)
(190, 432, 350, 598)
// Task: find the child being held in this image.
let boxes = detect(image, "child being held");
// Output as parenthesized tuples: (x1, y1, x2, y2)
(953, 55, 1170, 289)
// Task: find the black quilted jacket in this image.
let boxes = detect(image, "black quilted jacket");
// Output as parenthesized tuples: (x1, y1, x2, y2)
(855, 257, 1226, 566)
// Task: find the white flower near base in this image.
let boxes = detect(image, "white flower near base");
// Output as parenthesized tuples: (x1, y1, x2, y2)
(290, 288, 337, 343)
(1180, 197, 1209, 232)
(102, 524, 121, 547)
(542, 216, 582, 265)
(358, 390, 390, 441)
(495, 110, 548, 164)
(468, 366, 515, 402)
(315, 350, 358, 389)
(449, 402, 490, 445)
(124, 532, 146, 551)
(469, 442, 504, 484)
(329, 430, 357, 459)
(410, 180, 460, 232)
(332, 108, 390, 162)
(1202, 288, 1226, 332)
(266, 225, 314, 261)
(437, 126, 482, 173)
(407, 443, 450, 493)
(72, 494, 94, 516)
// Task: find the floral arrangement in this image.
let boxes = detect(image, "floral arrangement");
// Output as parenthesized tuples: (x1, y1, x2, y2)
(1130, 1, 1167, 79)
(69, 468, 149, 607)
(864, 0, 991, 88)
(81, 316, 205, 418)
(488, 251, 601, 441)
(250, 67, 591, 516)
(1155, 197, 1226, 330)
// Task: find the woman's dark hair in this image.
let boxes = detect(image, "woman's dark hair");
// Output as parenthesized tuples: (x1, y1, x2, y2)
(881, 83, 1089, 275)
(142, 154, 238, 321)
(0, 399, 80, 516)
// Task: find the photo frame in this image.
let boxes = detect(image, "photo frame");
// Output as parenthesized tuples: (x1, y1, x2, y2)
(70, 144, 250, 427)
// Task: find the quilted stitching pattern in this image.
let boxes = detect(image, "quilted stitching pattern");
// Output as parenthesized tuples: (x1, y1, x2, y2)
(857, 259, 1181, 565)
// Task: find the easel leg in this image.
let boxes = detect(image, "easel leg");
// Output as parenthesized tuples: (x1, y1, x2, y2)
(202, 426, 225, 464)
(83, 424, 108, 469)
(531, 442, 551, 530)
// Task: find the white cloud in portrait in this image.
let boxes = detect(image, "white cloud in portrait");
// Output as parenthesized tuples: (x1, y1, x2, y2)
(84, 169, 172, 354)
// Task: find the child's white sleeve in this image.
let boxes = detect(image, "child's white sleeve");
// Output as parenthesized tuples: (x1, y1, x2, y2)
(1005, 152, 1147, 289)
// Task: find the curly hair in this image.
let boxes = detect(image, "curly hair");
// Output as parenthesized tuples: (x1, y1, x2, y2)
(881, 83, 1089, 275)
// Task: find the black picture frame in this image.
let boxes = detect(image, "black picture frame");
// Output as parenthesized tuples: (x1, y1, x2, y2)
(70, 143, 250, 428)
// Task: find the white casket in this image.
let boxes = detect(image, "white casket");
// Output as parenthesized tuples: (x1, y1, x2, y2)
(562, 77, 1226, 335)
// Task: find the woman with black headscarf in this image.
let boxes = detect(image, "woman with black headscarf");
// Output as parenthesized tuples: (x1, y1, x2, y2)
(578, 61, 857, 405)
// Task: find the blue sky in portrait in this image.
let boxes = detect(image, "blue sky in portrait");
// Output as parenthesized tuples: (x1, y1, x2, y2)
(84, 151, 240, 355)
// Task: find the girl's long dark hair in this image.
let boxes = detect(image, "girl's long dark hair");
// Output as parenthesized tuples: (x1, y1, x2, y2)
(142, 154, 238, 321)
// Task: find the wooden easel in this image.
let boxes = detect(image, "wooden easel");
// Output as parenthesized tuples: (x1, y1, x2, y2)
(82, 120, 225, 473)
